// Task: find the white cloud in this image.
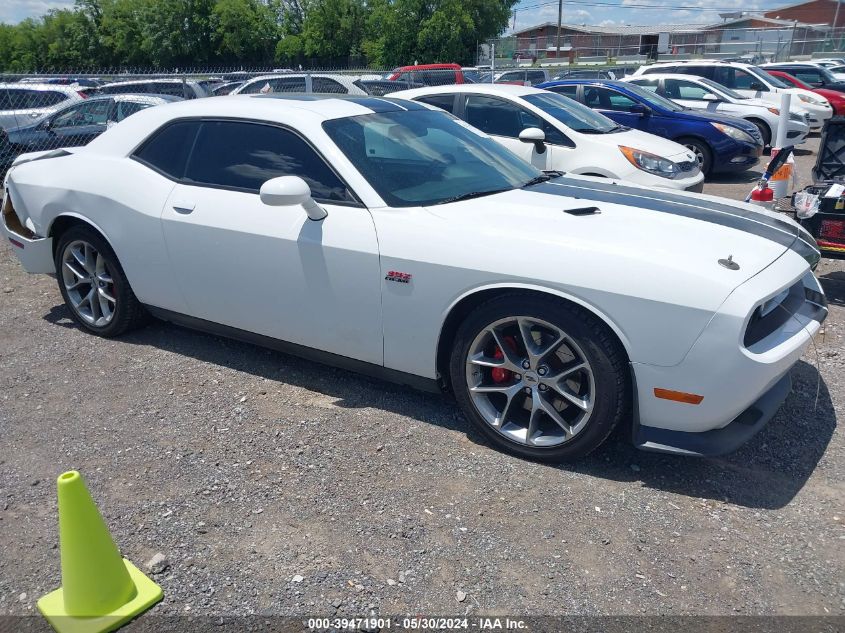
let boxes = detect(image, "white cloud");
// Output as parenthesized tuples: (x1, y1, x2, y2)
(0, 0, 76, 24)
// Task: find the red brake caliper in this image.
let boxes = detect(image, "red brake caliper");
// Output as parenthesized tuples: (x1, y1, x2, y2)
(491, 336, 518, 384)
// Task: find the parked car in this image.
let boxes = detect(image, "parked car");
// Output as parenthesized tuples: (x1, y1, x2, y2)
(99, 79, 209, 99)
(211, 81, 244, 96)
(761, 63, 845, 92)
(623, 73, 810, 147)
(828, 65, 845, 78)
(232, 74, 367, 95)
(391, 84, 703, 191)
(631, 60, 833, 130)
(539, 79, 764, 176)
(494, 69, 551, 86)
(386, 64, 465, 86)
(553, 69, 617, 80)
(1, 94, 825, 460)
(764, 70, 845, 115)
(353, 79, 424, 96)
(0, 94, 180, 171)
(0, 84, 85, 131)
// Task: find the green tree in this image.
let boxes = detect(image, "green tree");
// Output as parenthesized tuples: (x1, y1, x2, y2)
(300, 0, 366, 59)
(212, 0, 278, 63)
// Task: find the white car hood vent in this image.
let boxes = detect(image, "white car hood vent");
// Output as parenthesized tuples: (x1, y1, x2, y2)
(563, 206, 600, 216)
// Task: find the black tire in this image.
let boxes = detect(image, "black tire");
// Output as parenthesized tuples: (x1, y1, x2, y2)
(748, 118, 772, 147)
(54, 225, 149, 337)
(679, 137, 713, 177)
(449, 293, 629, 461)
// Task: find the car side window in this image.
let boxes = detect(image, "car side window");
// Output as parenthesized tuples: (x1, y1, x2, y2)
(527, 71, 546, 84)
(665, 79, 709, 99)
(183, 120, 354, 202)
(547, 85, 579, 100)
(681, 65, 712, 80)
(416, 94, 456, 113)
(312, 77, 347, 94)
(584, 87, 637, 112)
(116, 101, 151, 121)
(149, 82, 187, 97)
(498, 71, 521, 82)
(241, 77, 307, 94)
(52, 99, 112, 128)
(631, 79, 659, 93)
(732, 69, 765, 90)
(463, 95, 541, 138)
(790, 68, 822, 85)
(133, 120, 201, 180)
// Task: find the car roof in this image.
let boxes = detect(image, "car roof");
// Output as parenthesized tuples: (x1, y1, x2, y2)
(87, 94, 429, 155)
(0, 82, 80, 93)
(393, 64, 460, 71)
(542, 79, 629, 89)
(390, 83, 545, 98)
(102, 78, 199, 86)
(625, 73, 713, 83)
(645, 60, 756, 69)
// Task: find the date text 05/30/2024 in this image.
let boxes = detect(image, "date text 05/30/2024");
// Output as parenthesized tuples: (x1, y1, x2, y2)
(307, 617, 529, 630)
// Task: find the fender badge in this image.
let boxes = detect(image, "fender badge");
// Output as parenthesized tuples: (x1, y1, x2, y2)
(385, 270, 412, 284)
(718, 255, 740, 271)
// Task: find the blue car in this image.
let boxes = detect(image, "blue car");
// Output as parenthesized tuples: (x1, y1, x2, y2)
(536, 79, 763, 176)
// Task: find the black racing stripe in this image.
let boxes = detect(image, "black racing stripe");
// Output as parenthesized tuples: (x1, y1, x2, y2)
(544, 177, 801, 237)
(530, 178, 801, 252)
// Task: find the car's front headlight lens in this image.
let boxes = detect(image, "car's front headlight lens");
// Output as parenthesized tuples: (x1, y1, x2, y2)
(797, 94, 825, 106)
(711, 122, 755, 143)
(619, 146, 681, 179)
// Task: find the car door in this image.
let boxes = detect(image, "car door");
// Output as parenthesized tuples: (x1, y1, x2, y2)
(158, 119, 384, 365)
(461, 93, 551, 169)
(47, 98, 113, 146)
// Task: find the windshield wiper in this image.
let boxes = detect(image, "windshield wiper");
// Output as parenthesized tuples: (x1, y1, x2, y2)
(522, 174, 553, 187)
(437, 188, 512, 204)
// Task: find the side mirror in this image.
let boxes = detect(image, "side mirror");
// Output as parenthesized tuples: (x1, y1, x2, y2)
(749, 81, 765, 91)
(519, 127, 546, 154)
(630, 103, 651, 116)
(702, 93, 720, 101)
(259, 176, 327, 221)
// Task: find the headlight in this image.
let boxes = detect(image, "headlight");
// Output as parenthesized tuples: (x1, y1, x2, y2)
(797, 94, 825, 106)
(711, 122, 755, 144)
(619, 146, 681, 179)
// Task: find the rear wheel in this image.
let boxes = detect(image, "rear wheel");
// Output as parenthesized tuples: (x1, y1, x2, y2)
(54, 225, 149, 337)
(679, 137, 713, 176)
(449, 294, 629, 461)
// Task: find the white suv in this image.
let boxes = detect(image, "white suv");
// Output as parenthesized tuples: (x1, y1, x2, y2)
(631, 61, 833, 130)
(0, 83, 84, 131)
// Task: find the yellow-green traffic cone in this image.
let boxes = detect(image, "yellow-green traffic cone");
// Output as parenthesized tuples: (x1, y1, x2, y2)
(37, 471, 163, 633)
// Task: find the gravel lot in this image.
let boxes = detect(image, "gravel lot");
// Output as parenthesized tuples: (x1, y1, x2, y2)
(0, 135, 843, 628)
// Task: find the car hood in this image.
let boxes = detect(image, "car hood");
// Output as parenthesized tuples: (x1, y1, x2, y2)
(579, 127, 697, 162)
(424, 176, 818, 312)
(672, 107, 759, 133)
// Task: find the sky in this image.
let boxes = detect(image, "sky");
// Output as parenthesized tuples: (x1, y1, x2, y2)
(0, 0, 802, 29)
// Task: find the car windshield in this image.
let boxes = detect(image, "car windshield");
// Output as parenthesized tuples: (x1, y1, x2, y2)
(521, 91, 618, 133)
(323, 109, 542, 207)
(698, 77, 746, 100)
(621, 82, 684, 111)
(748, 66, 788, 88)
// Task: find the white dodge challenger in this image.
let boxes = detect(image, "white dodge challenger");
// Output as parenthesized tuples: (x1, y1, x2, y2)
(0, 95, 828, 460)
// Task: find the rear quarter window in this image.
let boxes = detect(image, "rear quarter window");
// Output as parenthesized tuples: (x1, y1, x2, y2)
(132, 120, 201, 179)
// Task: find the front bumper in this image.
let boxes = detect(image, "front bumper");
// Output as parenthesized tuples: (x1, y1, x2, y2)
(630, 253, 826, 455)
(712, 140, 762, 173)
(634, 372, 791, 456)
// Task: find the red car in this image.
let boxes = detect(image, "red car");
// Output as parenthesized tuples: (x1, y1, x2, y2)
(766, 69, 845, 115)
(387, 63, 464, 86)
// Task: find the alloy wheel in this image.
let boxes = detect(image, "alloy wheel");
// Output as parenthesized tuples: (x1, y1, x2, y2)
(464, 316, 595, 447)
(60, 240, 117, 327)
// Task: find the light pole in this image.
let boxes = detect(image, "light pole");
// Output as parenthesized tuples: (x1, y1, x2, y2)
(556, 0, 563, 59)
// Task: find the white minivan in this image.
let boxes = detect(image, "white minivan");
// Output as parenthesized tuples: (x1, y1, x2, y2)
(631, 61, 833, 130)
(391, 84, 704, 192)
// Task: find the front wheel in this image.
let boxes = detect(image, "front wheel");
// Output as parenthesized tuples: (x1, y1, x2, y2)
(449, 294, 629, 461)
(679, 137, 713, 177)
(54, 225, 149, 337)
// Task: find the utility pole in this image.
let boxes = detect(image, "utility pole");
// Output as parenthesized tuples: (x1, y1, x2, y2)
(834, 0, 842, 49)
(556, 0, 563, 59)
